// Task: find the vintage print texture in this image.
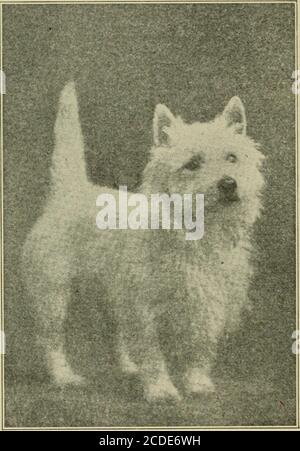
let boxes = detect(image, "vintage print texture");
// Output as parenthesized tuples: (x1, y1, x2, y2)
(1, 2, 297, 427)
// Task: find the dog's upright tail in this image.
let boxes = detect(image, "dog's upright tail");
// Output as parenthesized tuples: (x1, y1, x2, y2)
(51, 81, 88, 192)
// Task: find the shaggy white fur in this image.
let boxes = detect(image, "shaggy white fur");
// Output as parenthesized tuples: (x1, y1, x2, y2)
(22, 82, 265, 402)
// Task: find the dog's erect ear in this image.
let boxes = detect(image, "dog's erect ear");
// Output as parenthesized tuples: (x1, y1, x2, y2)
(222, 96, 246, 135)
(153, 104, 177, 147)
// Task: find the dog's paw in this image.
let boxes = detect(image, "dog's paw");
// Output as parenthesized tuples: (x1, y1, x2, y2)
(184, 368, 215, 395)
(48, 349, 85, 386)
(144, 373, 181, 402)
(52, 367, 86, 387)
(56, 372, 85, 387)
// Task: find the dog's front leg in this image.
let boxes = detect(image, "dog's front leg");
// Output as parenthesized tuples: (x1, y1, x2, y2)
(183, 330, 217, 395)
(182, 299, 222, 395)
(127, 302, 180, 402)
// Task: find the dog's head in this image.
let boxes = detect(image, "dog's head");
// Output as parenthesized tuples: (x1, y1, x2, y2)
(142, 97, 265, 224)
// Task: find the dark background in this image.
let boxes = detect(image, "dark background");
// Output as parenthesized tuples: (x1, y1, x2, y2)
(3, 3, 296, 426)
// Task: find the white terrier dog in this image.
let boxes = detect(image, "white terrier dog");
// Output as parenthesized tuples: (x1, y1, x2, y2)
(22, 82, 265, 401)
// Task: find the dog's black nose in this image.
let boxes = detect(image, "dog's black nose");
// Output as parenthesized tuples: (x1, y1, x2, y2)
(218, 176, 237, 194)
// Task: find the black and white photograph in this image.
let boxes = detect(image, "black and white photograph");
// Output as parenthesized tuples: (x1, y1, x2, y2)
(0, 0, 298, 429)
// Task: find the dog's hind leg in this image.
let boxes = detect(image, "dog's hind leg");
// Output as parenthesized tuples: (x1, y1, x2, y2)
(33, 284, 84, 386)
(41, 288, 85, 386)
(23, 238, 84, 386)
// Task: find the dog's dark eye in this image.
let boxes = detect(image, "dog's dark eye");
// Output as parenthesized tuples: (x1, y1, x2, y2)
(182, 155, 203, 171)
(226, 153, 237, 163)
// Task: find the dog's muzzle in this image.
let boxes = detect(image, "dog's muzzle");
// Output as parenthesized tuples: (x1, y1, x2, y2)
(217, 176, 239, 202)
